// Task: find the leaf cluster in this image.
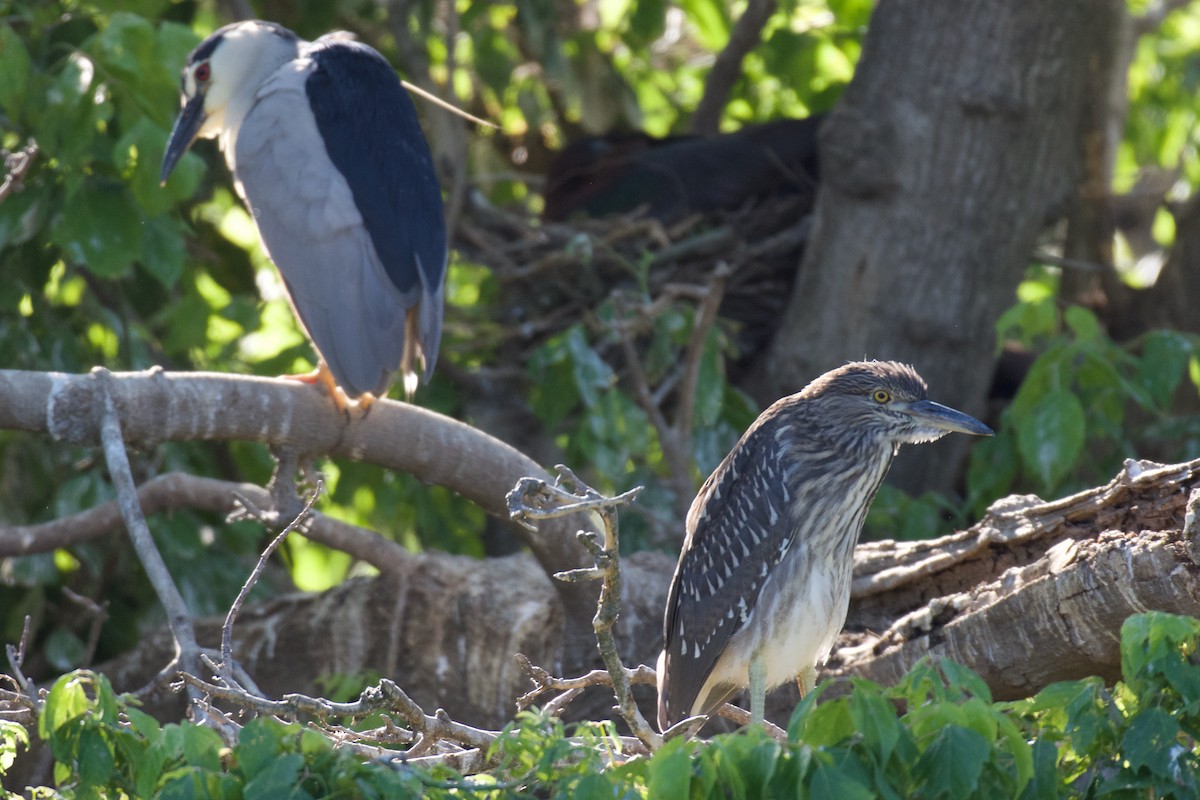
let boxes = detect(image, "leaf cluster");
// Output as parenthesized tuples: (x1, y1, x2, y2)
(969, 267, 1200, 512)
(9, 611, 1200, 798)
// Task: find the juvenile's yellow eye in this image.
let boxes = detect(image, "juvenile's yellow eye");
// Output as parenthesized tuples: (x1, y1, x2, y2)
(872, 389, 891, 403)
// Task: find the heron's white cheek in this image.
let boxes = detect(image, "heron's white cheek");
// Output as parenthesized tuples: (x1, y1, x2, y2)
(198, 107, 226, 141)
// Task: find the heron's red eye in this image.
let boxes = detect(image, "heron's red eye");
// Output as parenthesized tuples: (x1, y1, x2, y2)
(872, 389, 891, 403)
(194, 62, 211, 83)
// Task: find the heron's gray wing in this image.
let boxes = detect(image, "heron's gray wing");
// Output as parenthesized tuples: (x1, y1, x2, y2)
(305, 36, 447, 378)
(232, 60, 424, 397)
(659, 408, 804, 725)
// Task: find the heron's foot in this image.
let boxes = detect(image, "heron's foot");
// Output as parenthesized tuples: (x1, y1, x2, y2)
(284, 364, 367, 413)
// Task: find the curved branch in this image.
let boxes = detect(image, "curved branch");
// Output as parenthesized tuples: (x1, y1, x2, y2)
(691, 0, 778, 136)
(0, 369, 600, 642)
(0, 472, 417, 576)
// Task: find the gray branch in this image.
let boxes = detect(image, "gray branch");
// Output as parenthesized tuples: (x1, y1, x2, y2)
(95, 370, 203, 708)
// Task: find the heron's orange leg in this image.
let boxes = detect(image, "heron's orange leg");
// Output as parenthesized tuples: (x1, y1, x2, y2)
(284, 363, 374, 413)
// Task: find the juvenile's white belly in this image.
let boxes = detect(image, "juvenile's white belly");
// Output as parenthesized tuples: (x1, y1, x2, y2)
(708, 561, 849, 694)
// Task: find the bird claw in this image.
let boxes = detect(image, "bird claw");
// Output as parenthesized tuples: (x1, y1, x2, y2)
(284, 364, 374, 415)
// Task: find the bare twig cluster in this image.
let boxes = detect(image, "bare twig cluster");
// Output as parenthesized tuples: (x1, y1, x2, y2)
(454, 191, 809, 363)
(508, 464, 662, 750)
(1, 619, 39, 728)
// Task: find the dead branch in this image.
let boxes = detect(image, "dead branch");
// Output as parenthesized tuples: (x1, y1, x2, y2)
(513, 653, 785, 740)
(181, 672, 498, 760)
(219, 480, 322, 678)
(96, 370, 204, 710)
(508, 466, 660, 750)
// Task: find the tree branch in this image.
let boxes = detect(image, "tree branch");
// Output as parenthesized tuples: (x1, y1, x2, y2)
(0, 471, 417, 576)
(95, 370, 204, 709)
(508, 466, 660, 750)
(691, 0, 777, 136)
(0, 368, 601, 653)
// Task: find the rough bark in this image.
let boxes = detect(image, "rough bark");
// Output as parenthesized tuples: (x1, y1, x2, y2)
(756, 0, 1124, 495)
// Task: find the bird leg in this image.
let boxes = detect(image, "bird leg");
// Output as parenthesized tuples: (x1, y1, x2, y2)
(796, 664, 816, 699)
(285, 362, 368, 412)
(749, 652, 767, 728)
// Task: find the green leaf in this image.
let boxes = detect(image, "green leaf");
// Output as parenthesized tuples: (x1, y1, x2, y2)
(679, 0, 731, 49)
(693, 328, 724, 426)
(647, 736, 692, 799)
(180, 722, 224, 772)
(90, 13, 157, 86)
(135, 738, 169, 799)
(913, 725, 991, 799)
(51, 183, 143, 278)
(0, 24, 32, 115)
(76, 726, 115, 787)
(139, 214, 187, 288)
(1016, 389, 1085, 491)
(40, 672, 90, 740)
(1122, 707, 1179, 777)
(237, 718, 284, 781)
(808, 759, 875, 800)
(938, 659, 993, 703)
(43, 625, 86, 672)
(91, 0, 172, 17)
(795, 695, 855, 747)
(1139, 330, 1192, 409)
(243, 752, 306, 800)
(0, 720, 30, 776)
(115, 117, 176, 216)
(1063, 305, 1101, 341)
(629, 0, 667, 45)
(849, 680, 902, 763)
(564, 325, 615, 407)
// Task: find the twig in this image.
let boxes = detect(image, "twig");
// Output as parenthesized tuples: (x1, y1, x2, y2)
(4, 617, 36, 705)
(613, 295, 695, 517)
(178, 672, 498, 756)
(95, 369, 204, 709)
(220, 479, 323, 677)
(61, 588, 109, 668)
(675, 260, 734, 456)
(515, 655, 656, 710)
(0, 140, 38, 204)
(515, 653, 786, 741)
(508, 466, 661, 750)
(691, 0, 778, 136)
(613, 260, 733, 523)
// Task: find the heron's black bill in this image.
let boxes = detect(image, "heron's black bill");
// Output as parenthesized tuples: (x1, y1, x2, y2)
(906, 399, 993, 436)
(160, 95, 206, 185)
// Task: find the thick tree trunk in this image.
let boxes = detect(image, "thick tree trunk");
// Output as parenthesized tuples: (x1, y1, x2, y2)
(756, 0, 1124, 494)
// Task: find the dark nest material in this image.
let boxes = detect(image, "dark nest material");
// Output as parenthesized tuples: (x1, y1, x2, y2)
(452, 193, 814, 371)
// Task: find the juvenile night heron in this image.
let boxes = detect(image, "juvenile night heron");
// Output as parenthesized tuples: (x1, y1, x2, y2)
(160, 20, 446, 402)
(657, 361, 992, 731)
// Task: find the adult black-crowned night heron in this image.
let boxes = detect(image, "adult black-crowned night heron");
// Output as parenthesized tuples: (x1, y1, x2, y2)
(160, 20, 446, 402)
(657, 361, 992, 731)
